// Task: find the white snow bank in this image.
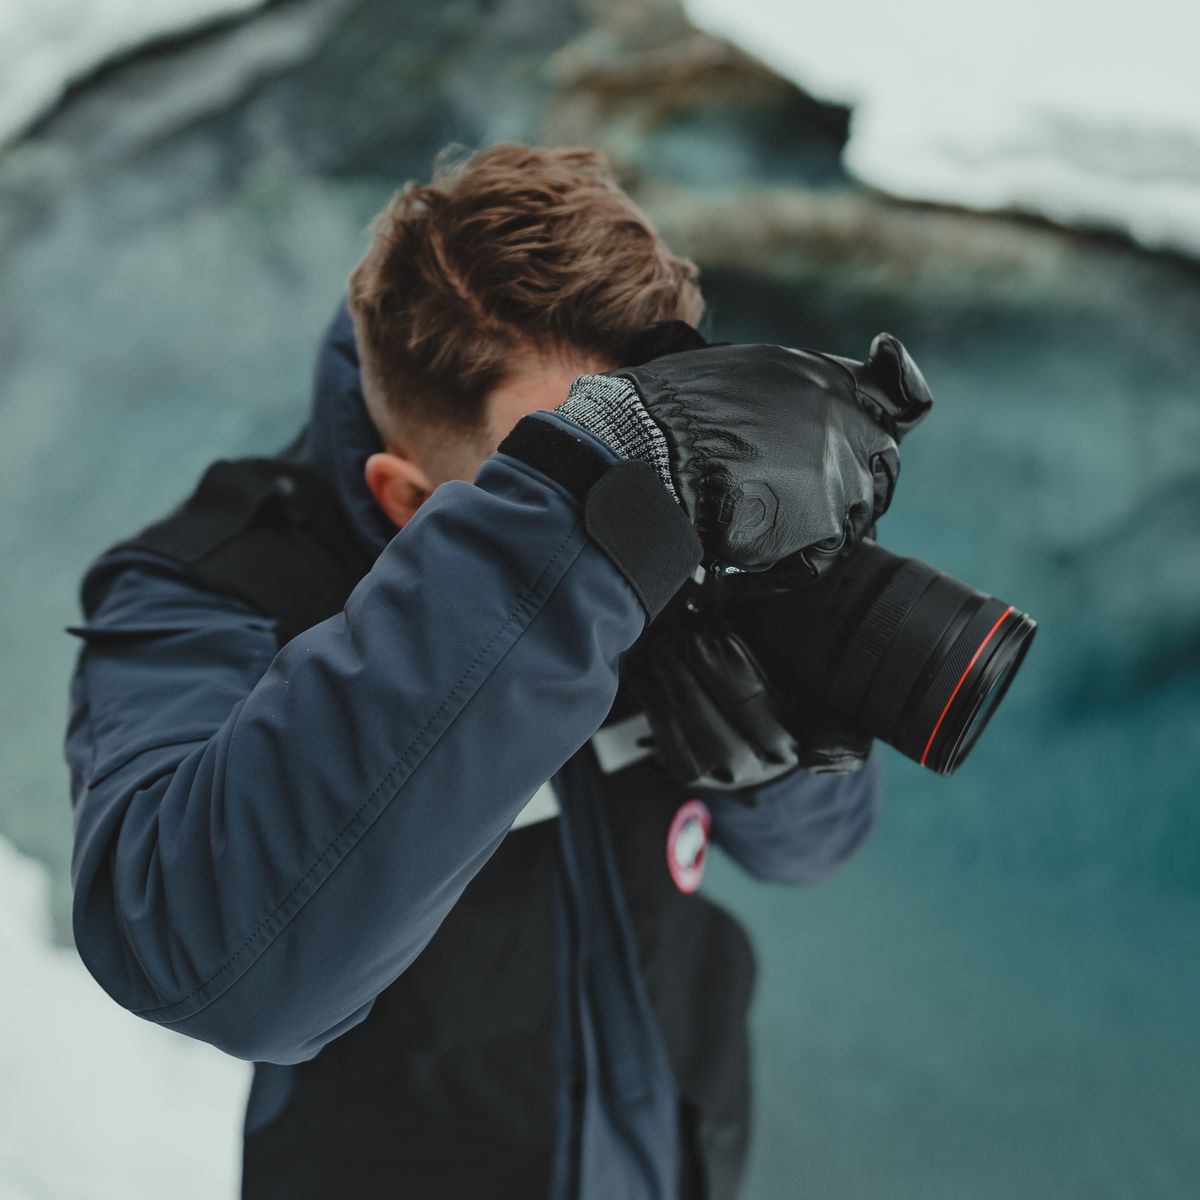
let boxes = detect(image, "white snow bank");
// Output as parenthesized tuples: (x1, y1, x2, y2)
(0, 836, 249, 1200)
(0, 0, 267, 148)
(685, 0, 1200, 259)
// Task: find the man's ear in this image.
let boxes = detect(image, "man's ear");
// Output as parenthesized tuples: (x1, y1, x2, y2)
(364, 450, 433, 529)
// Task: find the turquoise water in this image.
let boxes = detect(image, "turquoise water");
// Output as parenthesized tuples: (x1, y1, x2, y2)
(704, 255, 1200, 1198)
(1, 1, 1197, 1195)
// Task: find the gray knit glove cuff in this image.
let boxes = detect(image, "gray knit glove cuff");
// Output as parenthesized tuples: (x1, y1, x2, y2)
(555, 375, 681, 505)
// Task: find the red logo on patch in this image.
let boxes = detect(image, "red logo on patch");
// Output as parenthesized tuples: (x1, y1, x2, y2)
(666, 799, 711, 894)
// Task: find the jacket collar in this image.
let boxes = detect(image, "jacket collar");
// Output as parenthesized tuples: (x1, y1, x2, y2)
(304, 300, 398, 561)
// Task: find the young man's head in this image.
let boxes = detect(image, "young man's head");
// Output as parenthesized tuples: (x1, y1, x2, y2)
(347, 142, 704, 529)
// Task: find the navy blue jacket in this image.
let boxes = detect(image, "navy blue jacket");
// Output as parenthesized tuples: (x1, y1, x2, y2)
(64, 302, 881, 1197)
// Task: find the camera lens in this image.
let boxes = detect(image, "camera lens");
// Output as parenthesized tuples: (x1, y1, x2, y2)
(731, 541, 1037, 775)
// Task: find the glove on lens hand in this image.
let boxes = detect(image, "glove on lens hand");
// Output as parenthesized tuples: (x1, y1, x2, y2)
(780, 703, 874, 776)
(630, 596, 873, 792)
(557, 327, 933, 578)
(629, 618, 801, 792)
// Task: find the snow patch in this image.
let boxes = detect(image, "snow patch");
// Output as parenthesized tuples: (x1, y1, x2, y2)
(685, 0, 1200, 259)
(0, 836, 248, 1200)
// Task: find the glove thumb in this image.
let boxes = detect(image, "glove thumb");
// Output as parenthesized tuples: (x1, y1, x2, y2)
(852, 333, 934, 440)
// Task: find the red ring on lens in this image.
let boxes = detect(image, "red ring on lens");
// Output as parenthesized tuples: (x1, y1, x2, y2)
(919, 605, 1014, 767)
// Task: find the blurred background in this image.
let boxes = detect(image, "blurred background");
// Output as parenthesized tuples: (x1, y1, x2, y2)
(1, 0, 1197, 1196)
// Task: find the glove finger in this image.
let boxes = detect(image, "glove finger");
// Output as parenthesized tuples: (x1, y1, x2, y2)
(800, 517, 858, 579)
(793, 719, 874, 775)
(629, 642, 708, 787)
(854, 333, 934, 440)
(869, 445, 900, 522)
(686, 626, 798, 767)
(648, 636, 767, 789)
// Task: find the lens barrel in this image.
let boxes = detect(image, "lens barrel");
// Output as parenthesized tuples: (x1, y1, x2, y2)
(732, 541, 1036, 775)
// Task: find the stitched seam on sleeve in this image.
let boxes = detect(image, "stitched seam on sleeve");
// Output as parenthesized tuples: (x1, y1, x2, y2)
(136, 521, 584, 1019)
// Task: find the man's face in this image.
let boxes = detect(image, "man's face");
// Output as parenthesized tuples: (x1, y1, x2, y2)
(364, 349, 613, 530)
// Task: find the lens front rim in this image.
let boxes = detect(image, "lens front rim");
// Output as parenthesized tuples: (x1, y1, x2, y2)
(921, 611, 1037, 775)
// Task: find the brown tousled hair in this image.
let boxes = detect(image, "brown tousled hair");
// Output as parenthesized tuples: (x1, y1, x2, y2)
(347, 143, 704, 446)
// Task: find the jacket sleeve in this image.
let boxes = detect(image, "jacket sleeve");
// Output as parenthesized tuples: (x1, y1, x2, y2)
(64, 418, 690, 1065)
(699, 749, 883, 885)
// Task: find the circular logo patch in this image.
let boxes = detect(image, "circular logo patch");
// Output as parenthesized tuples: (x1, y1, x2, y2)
(666, 799, 712, 894)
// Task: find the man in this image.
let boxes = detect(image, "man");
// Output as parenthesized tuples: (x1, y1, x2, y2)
(64, 143, 930, 1199)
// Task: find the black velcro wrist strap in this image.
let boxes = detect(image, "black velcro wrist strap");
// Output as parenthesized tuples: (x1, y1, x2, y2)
(585, 460, 701, 619)
(499, 416, 701, 620)
(498, 414, 609, 502)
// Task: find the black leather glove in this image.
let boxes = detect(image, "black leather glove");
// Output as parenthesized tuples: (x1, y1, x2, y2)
(784, 707, 874, 775)
(629, 617, 801, 791)
(629, 584, 873, 792)
(556, 329, 932, 578)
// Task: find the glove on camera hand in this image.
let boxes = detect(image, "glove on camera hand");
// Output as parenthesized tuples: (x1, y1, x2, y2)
(630, 618, 801, 793)
(630, 594, 872, 792)
(556, 326, 932, 577)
